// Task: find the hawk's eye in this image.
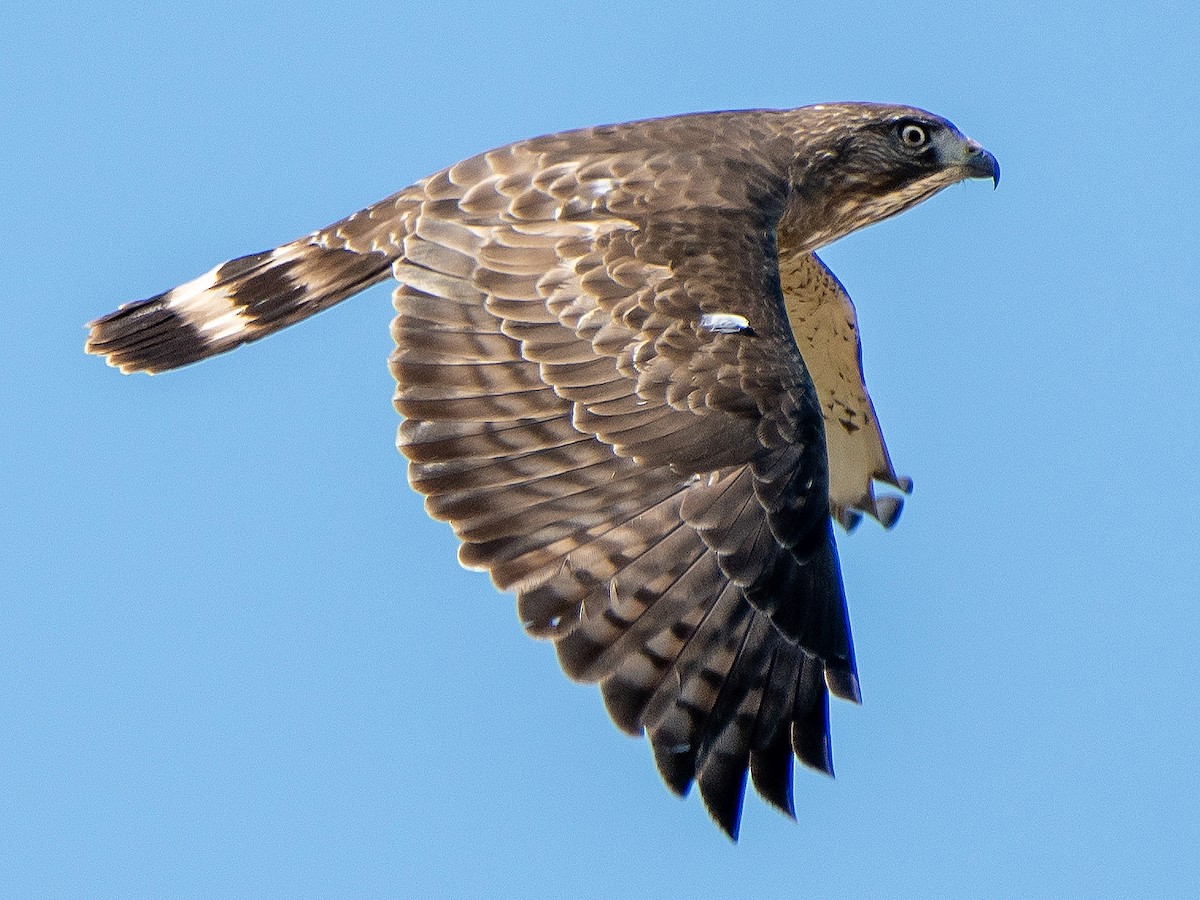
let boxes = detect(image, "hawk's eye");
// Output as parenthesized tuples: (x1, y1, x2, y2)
(898, 123, 928, 149)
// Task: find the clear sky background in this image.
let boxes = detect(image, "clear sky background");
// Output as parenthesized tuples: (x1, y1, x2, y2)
(3, 2, 1198, 897)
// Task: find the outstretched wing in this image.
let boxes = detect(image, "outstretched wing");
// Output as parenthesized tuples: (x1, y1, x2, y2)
(83, 112, 880, 838)
(84, 102, 999, 840)
(389, 123, 857, 838)
(779, 250, 912, 530)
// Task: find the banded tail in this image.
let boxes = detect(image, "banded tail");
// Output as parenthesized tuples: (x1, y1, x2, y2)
(85, 192, 415, 374)
(78, 103, 991, 837)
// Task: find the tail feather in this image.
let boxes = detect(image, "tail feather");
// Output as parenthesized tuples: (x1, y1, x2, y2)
(86, 239, 396, 374)
(84, 193, 417, 374)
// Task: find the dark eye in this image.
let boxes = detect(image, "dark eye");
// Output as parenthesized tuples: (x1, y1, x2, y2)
(898, 122, 928, 149)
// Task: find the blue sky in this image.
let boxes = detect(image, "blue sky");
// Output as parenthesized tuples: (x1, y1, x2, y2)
(4, 1, 1199, 897)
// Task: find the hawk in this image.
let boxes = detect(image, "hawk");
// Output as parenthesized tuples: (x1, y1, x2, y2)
(86, 103, 997, 838)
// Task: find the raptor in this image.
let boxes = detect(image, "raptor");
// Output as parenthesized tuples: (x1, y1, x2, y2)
(86, 103, 997, 838)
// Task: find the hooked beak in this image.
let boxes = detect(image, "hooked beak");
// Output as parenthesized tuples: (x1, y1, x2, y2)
(960, 138, 1000, 188)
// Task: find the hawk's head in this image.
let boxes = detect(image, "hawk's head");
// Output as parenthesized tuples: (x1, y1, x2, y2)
(780, 102, 998, 252)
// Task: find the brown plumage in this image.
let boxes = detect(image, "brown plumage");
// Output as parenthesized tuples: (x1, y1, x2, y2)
(85, 103, 997, 839)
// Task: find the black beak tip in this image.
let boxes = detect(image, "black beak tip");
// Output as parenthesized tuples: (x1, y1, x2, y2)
(965, 142, 1000, 188)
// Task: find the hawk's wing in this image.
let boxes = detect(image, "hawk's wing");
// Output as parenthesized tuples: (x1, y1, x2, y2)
(86, 115, 867, 838)
(84, 103, 999, 840)
(779, 250, 912, 530)
(389, 133, 857, 837)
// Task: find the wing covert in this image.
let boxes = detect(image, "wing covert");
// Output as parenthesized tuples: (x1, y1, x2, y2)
(389, 130, 858, 836)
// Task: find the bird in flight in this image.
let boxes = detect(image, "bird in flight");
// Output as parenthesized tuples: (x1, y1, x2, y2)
(86, 103, 997, 839)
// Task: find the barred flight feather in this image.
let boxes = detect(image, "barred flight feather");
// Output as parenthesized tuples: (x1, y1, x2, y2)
(85, 102, 997, 838)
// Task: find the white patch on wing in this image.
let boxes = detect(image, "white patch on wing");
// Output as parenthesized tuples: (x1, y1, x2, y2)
(699, 312, 752, 334)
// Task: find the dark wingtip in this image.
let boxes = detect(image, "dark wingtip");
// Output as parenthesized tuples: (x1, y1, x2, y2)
(600, 677, 653, 737)
(697, 754, 749, 841)
(825, 666, 862, 705)
(793, 689, 835, 777)
(652, 741, 697, 798)
(749, 737, 796, 819)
